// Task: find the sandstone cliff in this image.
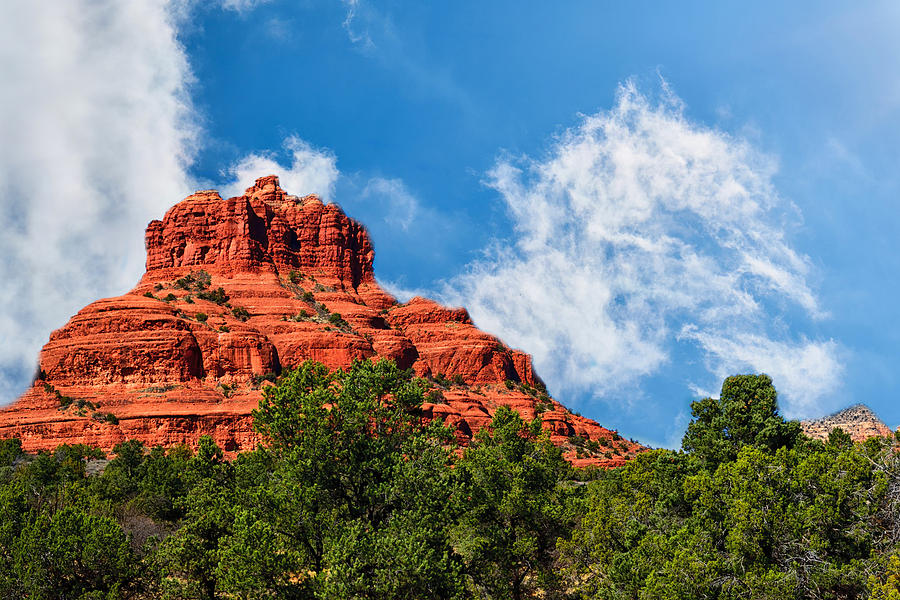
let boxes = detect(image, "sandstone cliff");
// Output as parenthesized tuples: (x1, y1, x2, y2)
(801, 404, 894, 442)
(0, 176, 642, 467)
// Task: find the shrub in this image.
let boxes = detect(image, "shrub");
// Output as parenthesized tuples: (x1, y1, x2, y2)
(425, 389, 446, 404)
(143, 291, 154, 299)
(451, 373, 466, 386)
(197, 287, 229, 305)
(195, 312, 208, 323)
(231, 306, 250, 321)
(154, 283, 163, 291)
(250, 372, 278, 387)
(92, 412, 119, 425)
(219, 325, 230, 333)
(288, 269, 303, 283)
(164, 293, 176, 302)
(327, 312, 349, 328)
(504, 379, 515, 390)
(175, 270, 211, 291)
(302, 291, 314, 302)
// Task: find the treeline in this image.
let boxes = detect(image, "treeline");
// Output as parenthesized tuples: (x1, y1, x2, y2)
(1, 361, 900, 599)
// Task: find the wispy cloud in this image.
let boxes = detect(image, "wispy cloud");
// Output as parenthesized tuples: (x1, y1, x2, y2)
(443, 80, 841, 416)
(361, 177, 419, 231)
(219, 0, 273, 15)
(340, 0, 374, 50)
(222, 136, 340, 201)
(679, 328, 842, 416)
(0, 0, 199, 404)
(335, 1, 471, 111)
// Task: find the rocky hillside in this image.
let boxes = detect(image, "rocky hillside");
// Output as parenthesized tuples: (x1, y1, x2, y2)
(0, 176, 642, 467)
(801, 403, 894, 442)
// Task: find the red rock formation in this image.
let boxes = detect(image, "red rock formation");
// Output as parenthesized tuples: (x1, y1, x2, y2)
(0, 176, 643, 467)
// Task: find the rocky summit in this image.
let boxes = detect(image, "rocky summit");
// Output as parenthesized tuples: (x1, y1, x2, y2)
(801, 403, 894, 442)
(0, 176, 642, 467)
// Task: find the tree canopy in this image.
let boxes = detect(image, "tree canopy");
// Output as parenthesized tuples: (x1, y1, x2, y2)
(1, 364, 900, 599)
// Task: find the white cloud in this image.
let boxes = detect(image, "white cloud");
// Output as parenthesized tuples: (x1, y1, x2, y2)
(222, 136, 340, 201)
(362, 177, 419, 230)
(219, 0, 273, 14)
(679, 328, 842, 418)
(444, 80, 841, 415)
(341, 0, 375, 50)
(0, 0, 198, 404)
(377, 280, 429, 304)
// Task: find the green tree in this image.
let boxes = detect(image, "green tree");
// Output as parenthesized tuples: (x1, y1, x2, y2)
(452, 406, 572, 600)
(682, 374, 801, 469)
(153, 436, 234, 600)
(245, 358, 465, 599)
(15, 505, 138, 599)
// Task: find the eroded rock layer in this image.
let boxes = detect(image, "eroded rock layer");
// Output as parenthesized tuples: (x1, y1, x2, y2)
(801, 404, 894, 442)
(0, 176, 643, 467)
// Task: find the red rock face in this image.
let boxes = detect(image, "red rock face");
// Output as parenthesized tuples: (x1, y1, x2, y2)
(0, 176, 643, 467)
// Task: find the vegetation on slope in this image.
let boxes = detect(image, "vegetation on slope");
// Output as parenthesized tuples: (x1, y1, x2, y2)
(1, 362, 900, 599)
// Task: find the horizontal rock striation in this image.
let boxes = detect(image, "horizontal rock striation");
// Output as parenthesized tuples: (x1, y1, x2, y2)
(0, 176, 642, 467)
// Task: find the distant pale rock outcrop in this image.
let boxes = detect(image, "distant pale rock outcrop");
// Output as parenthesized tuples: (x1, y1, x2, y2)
(801, 404, 894, 442)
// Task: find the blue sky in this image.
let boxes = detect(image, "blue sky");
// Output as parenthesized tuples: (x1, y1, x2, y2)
(2, 1, 899, 447)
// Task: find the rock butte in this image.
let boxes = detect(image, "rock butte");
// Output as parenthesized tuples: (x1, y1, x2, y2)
(0, 176, 643, 467)
(801, 404, 894, 442)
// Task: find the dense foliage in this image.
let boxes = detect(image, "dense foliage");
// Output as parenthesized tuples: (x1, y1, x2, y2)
(2, 364, 900, 598)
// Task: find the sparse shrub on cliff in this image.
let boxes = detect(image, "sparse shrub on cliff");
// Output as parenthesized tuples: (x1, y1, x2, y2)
(175, 269, 212, 292)
(288, 269, 303, 283)
(164, 293, 176, 302)
(197, 286, 229, 305)
(231, 306, 250, 321)
(451, 373, 465, 386)
(91, 411, 119, 425)
(327, 312, 349, 329)
(143, 291, 155, 299)
(425, 388, 447, 404)
(250, 372, 278, 388)
(195, 312, 208, 322)
(184, 295, 194, 304)
(218, 324, 230, 333)
(504, 379, 515, 390)
(301, 291, 314, 302)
